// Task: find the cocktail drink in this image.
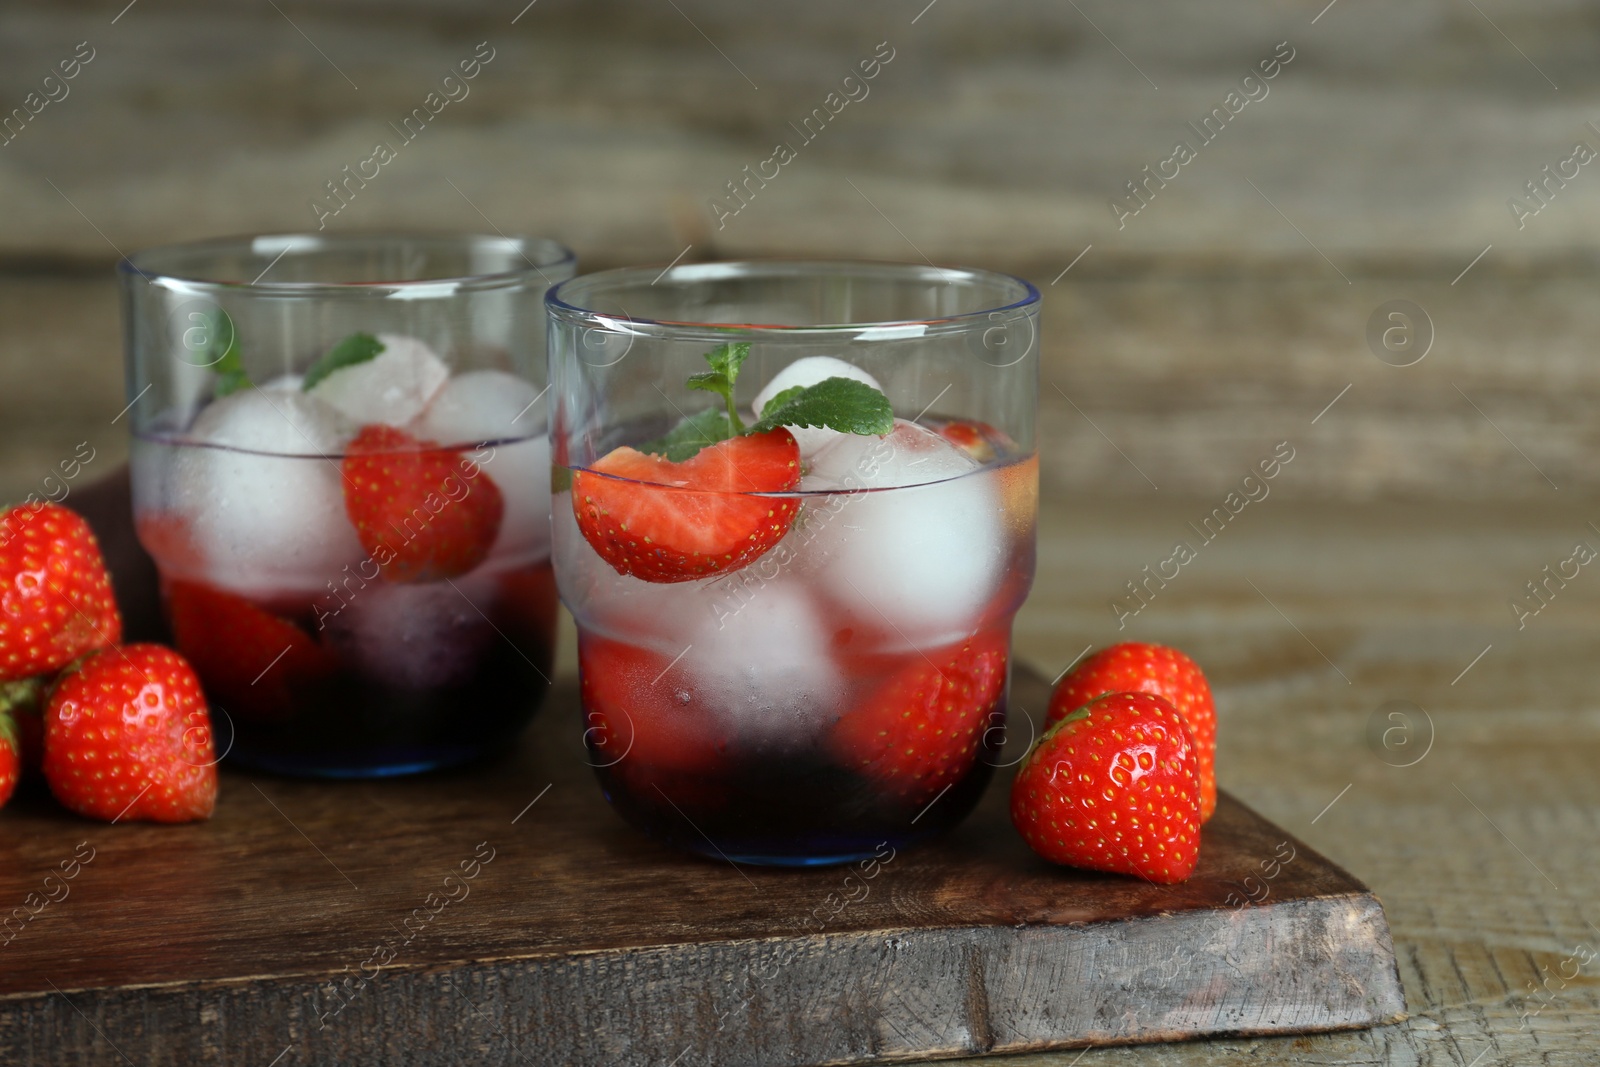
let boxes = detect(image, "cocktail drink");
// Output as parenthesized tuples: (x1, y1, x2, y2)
(121, 234, 575, 776)
(548, 262, 1039, 864)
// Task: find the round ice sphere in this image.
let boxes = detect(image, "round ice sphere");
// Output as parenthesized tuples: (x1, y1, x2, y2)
(797, 421, 1004, 646)
(307, 333, 448, 427)
(171, 388, 365, 597)
(413, 369, 543, 446)
(320, 574, 497, 691)
(677, 576, 843, 751)
(415, 371, 551, 562)
(802, 419, 977, 491)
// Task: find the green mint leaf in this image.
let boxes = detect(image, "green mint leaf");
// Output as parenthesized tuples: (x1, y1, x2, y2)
(757, 385, 805, 418)
(639, 408, 739, 462)
(687, 370, 732, 396)
(704, 342, 750, 383)
(748, 377, 894, 438)
(202, 309, 252, 397)
(302, 332, 385, 392)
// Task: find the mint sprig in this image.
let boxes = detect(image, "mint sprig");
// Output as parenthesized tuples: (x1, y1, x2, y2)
(685, 342, 750, 433)
(749, 376, 893, 437)
(641, 343, 894, 460)
(303, 332, 385, 391)
(200, 308, 251, 397)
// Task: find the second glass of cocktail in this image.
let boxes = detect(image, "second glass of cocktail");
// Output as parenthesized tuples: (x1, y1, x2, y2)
(122, 233, 575, 777)
(549, 261, 1039, 865)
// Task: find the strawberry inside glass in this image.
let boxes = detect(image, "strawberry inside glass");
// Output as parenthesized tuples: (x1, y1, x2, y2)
(549, 262, 1040, 865)
(121, 234, 575, 776)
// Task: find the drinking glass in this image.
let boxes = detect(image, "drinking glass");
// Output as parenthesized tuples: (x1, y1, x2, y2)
(121, 233, 576, 777)
(548, 260, 1039, 865)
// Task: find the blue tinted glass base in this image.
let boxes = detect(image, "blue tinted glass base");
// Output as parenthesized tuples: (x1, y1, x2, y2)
(228, 743, 487, 780)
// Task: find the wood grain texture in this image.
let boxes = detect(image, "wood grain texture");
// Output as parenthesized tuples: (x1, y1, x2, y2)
(0, 473, 1401, 1067)
(0, 685, 1402, 1067)
(1, 0, 1597, 268)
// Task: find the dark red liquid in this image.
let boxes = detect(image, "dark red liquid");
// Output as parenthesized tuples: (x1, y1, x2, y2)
(578, 622, 1015, 866)
(160, 561, 557, 778)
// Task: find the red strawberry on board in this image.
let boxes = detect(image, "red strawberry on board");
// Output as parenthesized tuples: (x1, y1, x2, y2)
(1012, 691, 1202, 884)
(1049, 642, 1218, 822)
(166, 579, 336, 721)
(830, 628, 1009, 807)
(0, 502, 122, 681)
(42, 643, 218, 823)
(572, 429, 801, 584)
(0, 707, 19, 809)
(342, 424, 505, 583)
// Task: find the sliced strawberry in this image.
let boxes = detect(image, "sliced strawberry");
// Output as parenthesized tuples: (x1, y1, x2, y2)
(1011, 691, 1202, 884)
(572, 429, 801, 584)
(578, 633, 727, 777)
(42, 643, 218, 823)
(342, 424, 504, 583)
(0, 502, 122, 681)
(830, 628, 1009, 807)
(1049, 643, 1218, 821)
(166, 579, 336, 721)
(936, 419, 1002, 463)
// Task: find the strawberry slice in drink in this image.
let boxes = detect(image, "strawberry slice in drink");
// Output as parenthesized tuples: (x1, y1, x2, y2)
(572, 428, 801, 583)
(936, 419, 1003, 464)
(342, 424, 504, 583)
(829, 627, 1010, 808)
(166, 579, 337, 721)
(578, 633, 729, 810)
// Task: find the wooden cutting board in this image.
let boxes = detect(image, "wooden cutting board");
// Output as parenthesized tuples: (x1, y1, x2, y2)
(0, 474, 1403, 1066)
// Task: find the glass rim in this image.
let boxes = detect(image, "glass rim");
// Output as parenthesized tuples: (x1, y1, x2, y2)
(545, 259, 1041, 340)
(119, 232, 577, 296)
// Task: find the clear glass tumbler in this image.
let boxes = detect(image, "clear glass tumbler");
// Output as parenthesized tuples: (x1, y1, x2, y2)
(548, 260, 1039, 865)
(121, 233, 576, 777)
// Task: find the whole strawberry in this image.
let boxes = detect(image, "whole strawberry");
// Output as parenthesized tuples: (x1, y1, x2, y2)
(342, 425, 505, 583)
(43, 644, 218, 823)
(1049, 643, 1217, 821)
(1012, 691, 1202, 884)
(0, 503, 122, 681)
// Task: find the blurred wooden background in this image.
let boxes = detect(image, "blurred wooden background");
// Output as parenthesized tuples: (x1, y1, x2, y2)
(3, 0, 1597, 503)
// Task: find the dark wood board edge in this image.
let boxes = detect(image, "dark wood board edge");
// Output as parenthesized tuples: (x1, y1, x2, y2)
(4, 887, 1404, 1067)
(0, 787, 1395, 1001)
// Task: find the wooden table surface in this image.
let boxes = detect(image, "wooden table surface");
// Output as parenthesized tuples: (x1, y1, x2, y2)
(13, 482, 1596, 1066)
(904, 493, 1596, 1067)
